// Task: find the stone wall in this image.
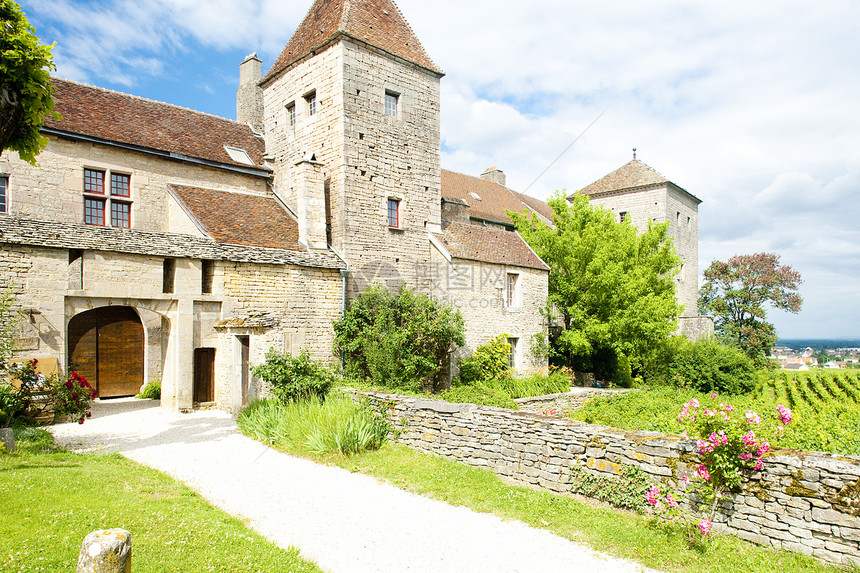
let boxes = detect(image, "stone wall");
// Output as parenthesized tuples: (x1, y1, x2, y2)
(359, 390, 860, 568)
(515, 388, 633, 414)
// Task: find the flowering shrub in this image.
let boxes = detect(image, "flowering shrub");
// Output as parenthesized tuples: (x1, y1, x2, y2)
(541, 407, 558, 416)
(52, 370, 96, 424)
(646, 393, 793, 537)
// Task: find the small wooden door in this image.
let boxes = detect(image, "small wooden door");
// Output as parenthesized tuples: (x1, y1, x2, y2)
(68, 307, 144, 398)
(239, 336, 250, 406)
(193, 348, 215, 403)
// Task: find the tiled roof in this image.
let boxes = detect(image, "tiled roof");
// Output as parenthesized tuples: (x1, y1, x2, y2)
(513, 190, 554, 223)
(576, 159, 670, 196)
(262, 0, 442, 85)
(169, 185, 302, 251)
(0, 216, 344, 270)
(441, 170, 534, 227)
(435, 222, 549, 272)
(44, 78, 268, 171)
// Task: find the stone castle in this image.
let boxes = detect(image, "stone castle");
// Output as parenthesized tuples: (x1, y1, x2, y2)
(0, 0, 704, 411)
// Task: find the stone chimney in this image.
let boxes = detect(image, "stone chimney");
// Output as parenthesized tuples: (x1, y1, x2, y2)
(480, 166, 506, 187)
(441, 196, 470, 229)
(294, 154, 328, 251)
(236, 53, 264, 133)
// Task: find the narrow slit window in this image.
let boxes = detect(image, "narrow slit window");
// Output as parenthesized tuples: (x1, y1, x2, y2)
(163, 259, 175, 294)
(305, 91, 316, 116)
(507, 337, 518, 369)
(506, 273, 518, 307)
(0, 176, 7, 214)
(287, 102, 296, 126)
(202, 260, 214, 294)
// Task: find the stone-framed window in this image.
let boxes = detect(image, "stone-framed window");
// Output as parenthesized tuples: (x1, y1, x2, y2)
(305, 91, 316, 116)
(0, 176, 7, 214)
(619, 211, 628, 223)
(506, 272, 519, 307)
(83, 168, 132, 228)
(286, 102, 296, 126)
(384, 91, 399, 117)
(507, 337, 518, 368)
(387, 198, 400, 228)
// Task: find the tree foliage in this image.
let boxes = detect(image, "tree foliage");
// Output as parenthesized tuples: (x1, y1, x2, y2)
(699, 252, 802, 366)
(333, 285, 465, 393)
(457, 333, 511, 385)
(0, 0, 59, 165)
(510, 192, 682, 379)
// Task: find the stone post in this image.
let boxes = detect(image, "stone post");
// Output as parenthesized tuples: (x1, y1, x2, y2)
(76, 529, 131, 573)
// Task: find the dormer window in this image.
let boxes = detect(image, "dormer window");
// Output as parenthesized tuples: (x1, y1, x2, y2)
(305, 91, 317, 116)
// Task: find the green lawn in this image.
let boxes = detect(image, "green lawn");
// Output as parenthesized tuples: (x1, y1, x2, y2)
(571, 370, 860, 455)
(0, 430, 321, 573)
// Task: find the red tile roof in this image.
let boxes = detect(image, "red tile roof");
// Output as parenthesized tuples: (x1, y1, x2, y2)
(576, 159, 669, 196)
(45, 78, 268, 171)
(436, 222, 549, 272)
(169, 185, 304, 251)
(441, 169, 548, 227)
(262, 0, 442, 85)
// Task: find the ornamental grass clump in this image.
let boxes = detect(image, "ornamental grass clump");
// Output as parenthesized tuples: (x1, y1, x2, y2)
(646, 393, 793, 539)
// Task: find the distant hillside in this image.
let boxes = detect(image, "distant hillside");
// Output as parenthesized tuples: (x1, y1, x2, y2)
(777, 339, 860, 351)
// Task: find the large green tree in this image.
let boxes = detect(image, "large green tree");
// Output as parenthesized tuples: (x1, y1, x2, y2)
(1, 0, 59, 165)
(699, 252, 802, 367)
(511, 192, 682, 380)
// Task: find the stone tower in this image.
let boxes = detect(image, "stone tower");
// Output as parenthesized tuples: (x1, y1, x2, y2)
(574, 158, 707, 336)
(256, 0, 444, 297)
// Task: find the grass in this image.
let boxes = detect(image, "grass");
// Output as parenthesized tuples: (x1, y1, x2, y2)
(571, 370, 860, 455)
(0, 429, 321, 573)
(235, 402, 839, 573)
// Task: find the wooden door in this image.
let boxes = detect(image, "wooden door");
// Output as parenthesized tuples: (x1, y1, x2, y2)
(239, 336, 250, 407)
(68, 307, 144, 398)
(193, 348, 215, 403)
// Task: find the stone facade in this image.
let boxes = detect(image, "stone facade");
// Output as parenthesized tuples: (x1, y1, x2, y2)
(360, 389, 860, 568)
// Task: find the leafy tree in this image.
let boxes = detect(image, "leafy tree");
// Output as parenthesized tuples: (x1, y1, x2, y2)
(510, 192, 682, 380)
(699, 252, 802, 367)
(333, 285, 465, 393)
(0, 0, 60, 165)
(457, 333, 511, 385)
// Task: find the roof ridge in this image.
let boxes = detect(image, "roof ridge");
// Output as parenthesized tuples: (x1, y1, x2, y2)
(51, 77, 256, 131)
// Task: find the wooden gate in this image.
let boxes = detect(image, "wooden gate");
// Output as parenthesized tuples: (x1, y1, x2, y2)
(68, 307, 144, 398)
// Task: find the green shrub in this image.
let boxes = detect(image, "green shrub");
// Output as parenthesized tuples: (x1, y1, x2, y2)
(0, 383, 24, 427)
(251, 350, 335, 403)
(439, 384, 518, 410)
(333, 286, 465, 393)
(486, 371, 570, 399)
(237, 393, 389, 456)
(643, 337, 756, 395)
(136, 379, 161, 400)
(458, 334, 511, 385)
(569, 463, 652, 512)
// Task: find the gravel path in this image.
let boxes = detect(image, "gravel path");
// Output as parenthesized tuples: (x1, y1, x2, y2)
(50, 398, 660, 573)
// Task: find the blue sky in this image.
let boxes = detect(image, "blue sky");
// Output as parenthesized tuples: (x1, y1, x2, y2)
(22, 0, 860, 338)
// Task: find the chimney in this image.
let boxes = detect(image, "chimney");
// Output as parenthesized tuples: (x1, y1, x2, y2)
(294, 154, 328, 251)
(480, 166, 506, 187)
(237, 53, 264, 133)
(441, 196, 470, 229)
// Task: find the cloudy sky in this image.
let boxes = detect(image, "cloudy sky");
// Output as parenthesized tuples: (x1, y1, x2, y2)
(23, 0, 860, 339)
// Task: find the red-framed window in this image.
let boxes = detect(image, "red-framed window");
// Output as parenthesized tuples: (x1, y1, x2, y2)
(84, 168, 105, 194)
(387, 198, 400, 228)
(111, 201, 131, 228)
(0, 176, 8, 214)
(111, 173, 130, 197)
(84, 197, 106, 225)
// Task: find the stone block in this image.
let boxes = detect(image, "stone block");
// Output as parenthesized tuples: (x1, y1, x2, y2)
(76, 529, 132, 573)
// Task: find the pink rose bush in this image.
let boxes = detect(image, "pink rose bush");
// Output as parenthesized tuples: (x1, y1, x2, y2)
(647, 394, 793, 538)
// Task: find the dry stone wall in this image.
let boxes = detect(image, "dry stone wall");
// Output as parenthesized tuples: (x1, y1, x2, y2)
(358, 390, 860, 567)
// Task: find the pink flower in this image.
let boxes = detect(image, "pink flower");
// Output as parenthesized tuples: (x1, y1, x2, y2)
(698, 518, 713, 535)
(745, 410, 761, 425)
(666, 493, 678, 508)
(753, 458, 763, 470)
(739, 452, 752, 462)
(776, 404, 793, 425)
(710, 393, 718, 399)
(681, 474, 689, 485)
(724, 404, 735, 412)
(742, 431, 757, 446)
(756, 441, 770, 456)
(697, 465, 711, 481)
(646, 485, 661, 506)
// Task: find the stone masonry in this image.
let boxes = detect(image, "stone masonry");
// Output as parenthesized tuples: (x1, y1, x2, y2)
(359, 390, 860, 568)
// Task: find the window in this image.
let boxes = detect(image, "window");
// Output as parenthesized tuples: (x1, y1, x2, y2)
(305, 91, 316, 116)
(163, 259, 175, 294)
(619, 211, 628, 223)
(0, 176, 7, 213)
(202, 260, 214, 294)
(387, 198, 400, 228)
(506, 273, 518, 307)
(507, 337, 518, 369)
(83, 168, 132, 227)
(286, 102, 296, 126)
(384, 91, 398, 117)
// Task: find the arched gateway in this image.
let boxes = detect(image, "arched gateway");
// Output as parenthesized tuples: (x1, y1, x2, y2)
(67, 306, 145, 398)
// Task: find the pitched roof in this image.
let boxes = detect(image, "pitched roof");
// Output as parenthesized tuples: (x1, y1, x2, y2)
(169, 185, 302, 251)
(44, 78, 268, 171)
(513, 190, 554, 223)
(0, 216, 344, 269)
(262, 0, 442, 85)
(435, 222, 549, 272)
(576, 159, 670, 197)
(441, 169, 538, 227)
